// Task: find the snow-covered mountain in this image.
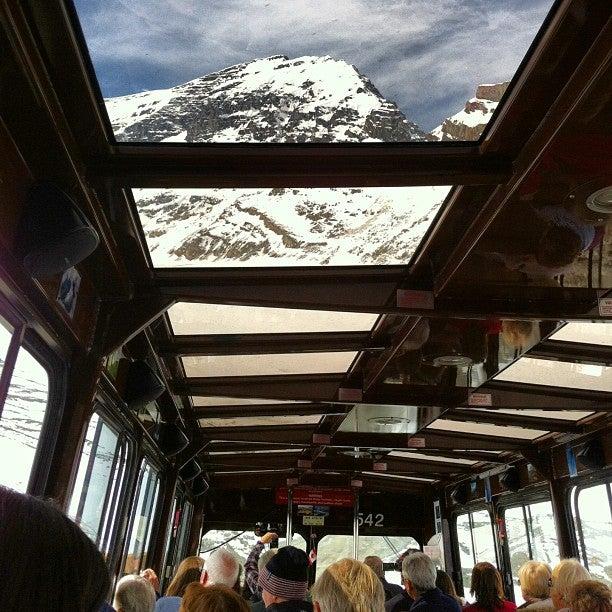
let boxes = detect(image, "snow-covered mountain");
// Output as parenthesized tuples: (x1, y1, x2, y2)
(106, 55, 430, 143)
(134, 186, 450, 267)
(432, 82, 509, 141)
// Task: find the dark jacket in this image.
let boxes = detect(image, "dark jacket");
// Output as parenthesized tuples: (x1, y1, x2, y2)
(410, 588, 462, 612)
(382, 578, 404, 601)
(266, 601, 313, 612)
(387, 590, 414, 612)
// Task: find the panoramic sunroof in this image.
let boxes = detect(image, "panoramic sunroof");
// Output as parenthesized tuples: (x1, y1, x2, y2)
(133, 186, 450, 267)
(168, 303, 378, 335)
(72, 0, 555, 143)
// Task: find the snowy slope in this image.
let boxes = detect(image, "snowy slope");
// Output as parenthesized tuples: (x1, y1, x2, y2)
(432, 82, 509, 141)
(134, 186, 451, 267)
(106, 55, 429, 143)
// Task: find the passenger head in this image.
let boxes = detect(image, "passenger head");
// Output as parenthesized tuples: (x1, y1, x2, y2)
(551, 559, 591, 610)
(518, 561, 552, 602)
(469, 562, 505, 608)
(258, 545, 309, 607)
(180, 583, 250, 612)
(0, 486, 110, 611)
(113, 575, 156, 612)
(311, 558, 385, 612)
(202, 548, 240, 588)
(568, 579, 612, 612)
(167, 568, 204, 597)
(363, 556, 384, 579)
(258, 548, 278, 572)
(435, 569, 460, 603)
(402, 552, 437, 598)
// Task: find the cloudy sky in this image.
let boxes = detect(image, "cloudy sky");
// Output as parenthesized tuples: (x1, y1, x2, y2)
(73, 0, 555, 131)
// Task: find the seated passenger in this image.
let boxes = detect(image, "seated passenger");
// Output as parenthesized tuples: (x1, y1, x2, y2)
(0, 485, 111, 611)
(311, 558, 384, 612)
(435, 570, 463, 607)
(114, 575, 156, 612)
(517, 561, 553, 609)
(245, 531, 279, 603)
(201, 548, 240, 589)
(258, 545, 312, 611)
(549, 559, 591, 611)
(386, 549, 421, 611)
(396, 553, 461, 612)
(156, 567, 203, 612)
(464, 562, 516, 612)
(140, 568, 161, 599)
(364, 555, 403, 601)
(568, 579, 612, 612)
(180, 583, 250, 612)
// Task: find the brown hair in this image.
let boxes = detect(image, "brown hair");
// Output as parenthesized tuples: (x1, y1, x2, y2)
(436, 570, 461, 604)
(166, 557, 204, 597)
(180, 583, 250, 612)
(470, 562, 505, 610)
(569, 580, 612, 612)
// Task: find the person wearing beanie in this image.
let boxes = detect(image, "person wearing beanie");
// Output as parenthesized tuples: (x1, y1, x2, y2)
(257, 546, 313, 612)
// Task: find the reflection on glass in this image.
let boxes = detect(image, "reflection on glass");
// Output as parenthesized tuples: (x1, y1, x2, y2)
(169, 302, 378, 336)
(550, 322, 612, 346)
(133, 186, 451, 267)
(0, 345, 49, 493)
(496, 357, 612, 392)
(574, 483, 612, 586)
(338, 404, 420, 434)
(183, 352, 357, 377)
(124, 461, 161, 574)
(198, 414, 322, 429)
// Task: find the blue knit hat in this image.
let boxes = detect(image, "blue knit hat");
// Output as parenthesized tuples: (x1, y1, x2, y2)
(258, 546, 308, 600)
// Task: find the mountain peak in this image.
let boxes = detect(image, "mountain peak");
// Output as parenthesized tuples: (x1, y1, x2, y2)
(105, 54, 429, 143)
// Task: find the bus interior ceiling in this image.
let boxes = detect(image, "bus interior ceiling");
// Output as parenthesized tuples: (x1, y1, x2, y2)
(0, 0, 610, 599)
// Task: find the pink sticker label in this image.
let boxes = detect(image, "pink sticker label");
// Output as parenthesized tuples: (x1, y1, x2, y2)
(338, 387, 363, 402)
(372, 462, 387, 472)
(598, 298, 612, 316)
(407, 437, 426, 448)
(350, 479, 363, 488)
(286, 478, 299, 486)
(298, 459, 312, 469)
(469, 393, 493, 407)
(396, 289, 435, 310)
(312, 433, 331, 445)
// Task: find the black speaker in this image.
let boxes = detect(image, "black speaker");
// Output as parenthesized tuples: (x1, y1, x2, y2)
(155, 422, 189, 457)
(124, 360, 165, 405)
(500, 467, 521, 492)
(576, 440, 606, 470)
(192, 476, 210, 497)
(450, 481, 471, 505)
(179, 459, 203, 482)
(16, 182, 100, 278)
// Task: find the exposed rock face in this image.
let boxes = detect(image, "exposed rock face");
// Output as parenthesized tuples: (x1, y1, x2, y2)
(106, 55, 430, 143)
(431, 82, 509, 141)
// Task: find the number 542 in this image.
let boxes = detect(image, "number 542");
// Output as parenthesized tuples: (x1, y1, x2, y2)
(357, 513, 384, 527)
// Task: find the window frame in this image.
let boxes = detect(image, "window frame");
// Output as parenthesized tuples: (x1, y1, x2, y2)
(0, 295, 66, 496)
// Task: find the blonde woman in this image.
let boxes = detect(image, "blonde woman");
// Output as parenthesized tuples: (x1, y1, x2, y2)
(311, 558, 385, 612)
(517, 561, 553, 609)
(550, 559, 590, 611)
(568, 580, 612, 612)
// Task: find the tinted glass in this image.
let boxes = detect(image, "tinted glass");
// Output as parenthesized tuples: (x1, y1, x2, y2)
(134, 186, 450, 267)
(74, 1, 554, 143)
(0, 345, 50, 492)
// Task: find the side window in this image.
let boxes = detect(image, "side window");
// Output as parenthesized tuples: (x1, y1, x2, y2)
(0, 317, 51, 493)
(123, 460, 161, 575)
(68, 412, 130, 557)
(455, 509, 497, 599)
(572, 482, 612, 587)
(505, 500, 559, 605)
(174, 500, 194, 566)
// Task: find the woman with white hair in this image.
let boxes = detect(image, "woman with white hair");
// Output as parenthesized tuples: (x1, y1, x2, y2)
(517, 561, 553, 609)
(114, 575, 157, 612)
(550, 559, 590, 611)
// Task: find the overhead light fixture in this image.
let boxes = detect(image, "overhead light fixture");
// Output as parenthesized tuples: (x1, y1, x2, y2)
(342, 448, 372, 459)
(433, 355, 473, 367)
(367, 416, 411, 426)
(586, 186, 612, 214)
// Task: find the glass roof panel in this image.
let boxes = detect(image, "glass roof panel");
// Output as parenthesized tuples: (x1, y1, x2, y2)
(73, 0, 554, 143)
(427, 419, 547, 439)
(462, 408, 595, 421)
(362, 472, 436, 482)
(496, 357, 612, 393)
(169, 303, 378, 335)
(388, 451, 476, 465)
(183, 352, 357, 377)
(192, 396, 302, 407)
(549, 322, 612, 346)
(208, 449, 302, 456)
(133, 186, 451, 267)
(198, 414, 322, 428)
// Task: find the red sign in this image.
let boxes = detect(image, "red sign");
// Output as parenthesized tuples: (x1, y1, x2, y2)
(276, 486, 354, 507)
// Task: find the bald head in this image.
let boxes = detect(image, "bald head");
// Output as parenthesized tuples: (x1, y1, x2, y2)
(363, 556, 384, 579)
